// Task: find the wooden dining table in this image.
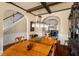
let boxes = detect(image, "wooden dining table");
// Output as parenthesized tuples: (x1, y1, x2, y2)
(2, 37, 59, 56)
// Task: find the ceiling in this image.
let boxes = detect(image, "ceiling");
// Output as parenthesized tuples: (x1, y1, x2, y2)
(14, 2, 41, 10)
(6, 2, 73, 16)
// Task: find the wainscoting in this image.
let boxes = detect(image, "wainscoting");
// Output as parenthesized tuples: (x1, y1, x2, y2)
(3, 32, 27, 46)
(58, 34, 68, 45)
(0, 37, 3, 55)
(3, 32, 68, 46)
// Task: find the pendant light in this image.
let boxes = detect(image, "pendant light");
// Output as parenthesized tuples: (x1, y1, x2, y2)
(36, 16, 42, 28)
(35, 16, 48, 28)
(35, 21, 40, 28)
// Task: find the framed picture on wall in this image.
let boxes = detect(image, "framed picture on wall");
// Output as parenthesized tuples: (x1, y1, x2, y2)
(30, 21, 35, 32)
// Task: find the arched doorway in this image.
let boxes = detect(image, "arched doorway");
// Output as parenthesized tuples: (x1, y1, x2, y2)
(42, 16, 60, 38)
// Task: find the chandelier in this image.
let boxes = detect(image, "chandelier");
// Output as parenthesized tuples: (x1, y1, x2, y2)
(32, 16, 48, 28)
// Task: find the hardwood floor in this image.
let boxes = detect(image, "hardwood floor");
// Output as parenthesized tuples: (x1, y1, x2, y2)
(54, 45, 71, 56)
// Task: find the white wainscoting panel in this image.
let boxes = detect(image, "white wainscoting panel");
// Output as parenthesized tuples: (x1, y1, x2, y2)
(0, 37, 3, 55)
(3, 32, 27, 46)
(58, 34, 68, 45)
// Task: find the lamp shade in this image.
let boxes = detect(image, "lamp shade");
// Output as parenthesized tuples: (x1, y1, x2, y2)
(44, 24, 48, 28)
(36, 23, 40, 28)
(32, 23, 35, 27)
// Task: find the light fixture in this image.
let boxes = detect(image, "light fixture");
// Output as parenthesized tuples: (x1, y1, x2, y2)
(44, 24, 48, 28)
(36, 23, 40, 28)
(33, 16, 48, 28)
(32, 23, 35, 27)
(35, 16, 46, 28)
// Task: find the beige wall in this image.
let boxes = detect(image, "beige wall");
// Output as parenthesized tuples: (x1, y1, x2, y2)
(0, 16, 3, 54)
(4, 17, 27, 34)
(3, 17, 28, 45)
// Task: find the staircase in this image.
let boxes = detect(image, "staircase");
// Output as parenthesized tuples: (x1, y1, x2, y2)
(3, 12, 24, 32)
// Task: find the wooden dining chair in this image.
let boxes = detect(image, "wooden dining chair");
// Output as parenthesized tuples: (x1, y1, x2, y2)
(15, 36, 24, 42)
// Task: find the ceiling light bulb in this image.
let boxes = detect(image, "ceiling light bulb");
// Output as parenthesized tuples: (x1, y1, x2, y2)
(32, 23, 35, 27)
(36, 23, 39, 28)
(45, 25, 48, 28)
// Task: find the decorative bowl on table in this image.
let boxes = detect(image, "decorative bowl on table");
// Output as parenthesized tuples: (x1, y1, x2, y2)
(27, 43, 33, 50)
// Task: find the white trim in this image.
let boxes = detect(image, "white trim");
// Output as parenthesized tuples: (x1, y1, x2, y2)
(0, 37, 3, 55)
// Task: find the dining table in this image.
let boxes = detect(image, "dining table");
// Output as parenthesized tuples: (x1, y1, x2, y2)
(2, 37, 59, 56)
